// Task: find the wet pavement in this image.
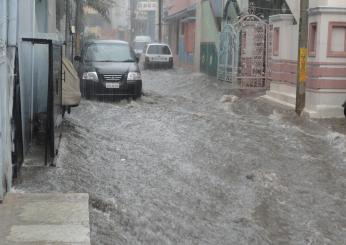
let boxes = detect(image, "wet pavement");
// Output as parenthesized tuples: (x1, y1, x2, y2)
(15, 68, 346, 244)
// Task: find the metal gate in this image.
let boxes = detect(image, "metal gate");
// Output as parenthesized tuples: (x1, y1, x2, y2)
(217, 12, 271, 89)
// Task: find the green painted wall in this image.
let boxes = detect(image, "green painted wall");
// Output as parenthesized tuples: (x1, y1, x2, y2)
(200, 1, 219, 76)
(200, 42, 218, 76)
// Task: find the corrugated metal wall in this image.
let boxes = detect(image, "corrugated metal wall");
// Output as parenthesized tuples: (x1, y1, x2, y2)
(18, 0, 35, 153)
(0, 0, 60, 199)
(18, 0, 56, 153)
(0, 0, 8, 199)
(0, 0, 16, 200)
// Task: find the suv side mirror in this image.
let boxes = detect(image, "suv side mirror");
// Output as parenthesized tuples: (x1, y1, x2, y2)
(74, 56, 82, 62)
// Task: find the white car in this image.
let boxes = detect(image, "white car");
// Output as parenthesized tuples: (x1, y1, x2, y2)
(143, 43, 174, 69)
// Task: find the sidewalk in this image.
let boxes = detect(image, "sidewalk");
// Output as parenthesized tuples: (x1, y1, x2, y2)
(0, 193, 90, 245)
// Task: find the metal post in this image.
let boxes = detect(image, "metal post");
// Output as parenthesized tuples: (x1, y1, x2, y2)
(295, 0, 309, 116)
(158, 0, 162, 42)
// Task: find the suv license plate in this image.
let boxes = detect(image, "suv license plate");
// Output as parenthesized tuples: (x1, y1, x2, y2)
(106, 83, 120, 89)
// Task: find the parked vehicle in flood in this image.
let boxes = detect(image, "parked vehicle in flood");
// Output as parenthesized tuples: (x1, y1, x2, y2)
(143, 43, 173, 69)
(75, 40, 142, 100)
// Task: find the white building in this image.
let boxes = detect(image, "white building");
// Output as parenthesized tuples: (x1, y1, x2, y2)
(266, 0, 346, 118)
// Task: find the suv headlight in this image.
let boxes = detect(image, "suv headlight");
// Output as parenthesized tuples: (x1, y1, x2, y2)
(127, 72, 141, 81)
(82, 71, 98, 81)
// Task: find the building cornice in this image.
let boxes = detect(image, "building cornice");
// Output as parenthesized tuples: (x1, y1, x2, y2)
(309, 7, 346, 16)
(269, 14, 295, 23)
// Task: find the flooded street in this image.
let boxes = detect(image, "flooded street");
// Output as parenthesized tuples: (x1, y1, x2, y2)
(15, 69, 346, 245)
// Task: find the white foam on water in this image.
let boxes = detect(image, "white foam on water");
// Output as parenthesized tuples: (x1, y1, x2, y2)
(10, 187, 26, 193)
(326, 131, 346, 156)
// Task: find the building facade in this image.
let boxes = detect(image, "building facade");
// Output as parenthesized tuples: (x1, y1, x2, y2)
(165, 0, 346, 118)
(135, 0, 158, 41)
(0, 0, 71, 201)
(266, 0, 346, 118)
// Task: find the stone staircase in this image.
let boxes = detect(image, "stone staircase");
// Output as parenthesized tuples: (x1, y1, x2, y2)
(0, 193, 91, 245)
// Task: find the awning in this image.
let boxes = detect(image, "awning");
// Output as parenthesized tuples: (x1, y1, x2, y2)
(164, 4, 196, 22)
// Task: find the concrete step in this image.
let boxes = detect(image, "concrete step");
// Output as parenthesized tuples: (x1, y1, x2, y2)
(264, 90, 296, 107)
(0, 193, 90, 245)
(270, 82, 296, 95)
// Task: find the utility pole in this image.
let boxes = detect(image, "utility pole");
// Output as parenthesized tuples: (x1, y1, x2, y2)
(130, 0, 136, 42)
(295, 0, 309, 115)
(158, 0, 162, 42)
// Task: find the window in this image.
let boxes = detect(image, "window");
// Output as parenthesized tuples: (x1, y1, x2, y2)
(147, 45, 171, 55)
(327, 22, 346, 57)
(273, 27, 280, 56)
(309, 23, 317, 56)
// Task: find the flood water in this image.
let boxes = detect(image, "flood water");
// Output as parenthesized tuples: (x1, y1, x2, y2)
(15, 68, 346, 245)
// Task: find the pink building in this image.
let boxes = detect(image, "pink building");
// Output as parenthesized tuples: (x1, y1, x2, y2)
(265, 0, 346, 118)
(164, 0, 197, 69)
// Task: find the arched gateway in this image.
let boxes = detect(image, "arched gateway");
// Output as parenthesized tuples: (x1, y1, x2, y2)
(217, 1, 272, 89)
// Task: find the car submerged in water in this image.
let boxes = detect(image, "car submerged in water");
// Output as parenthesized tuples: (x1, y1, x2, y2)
(75, 40, 142, 100)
